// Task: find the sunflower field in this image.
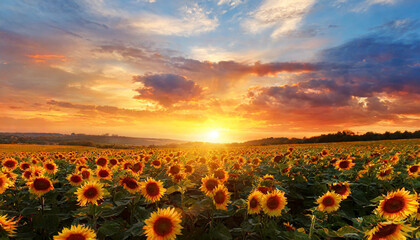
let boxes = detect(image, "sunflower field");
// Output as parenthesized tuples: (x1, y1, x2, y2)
(0, 139, 419, 240)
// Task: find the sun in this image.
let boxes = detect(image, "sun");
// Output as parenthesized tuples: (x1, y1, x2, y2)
(207, 130, 220, 142)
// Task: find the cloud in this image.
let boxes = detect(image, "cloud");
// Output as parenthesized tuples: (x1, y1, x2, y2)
(242, 0, 316, 38)
(130, 3, 218, 36)
(98, 44, 319, 92)
(352, 0, 399, 12)
(239, 33, 420, 129)
(132, 74, 204, 106)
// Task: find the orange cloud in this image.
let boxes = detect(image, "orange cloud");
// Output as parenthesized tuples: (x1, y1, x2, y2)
(27, 54, 67, 63)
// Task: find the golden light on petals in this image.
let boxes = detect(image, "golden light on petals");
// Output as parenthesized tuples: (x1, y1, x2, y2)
(53, 224, 96, 240)
(261, 189, 287, 216)
(200, 175, 220, 196)
(0, 214, 20, 237)
(330, 182, 351, 199)
(212, 184, 231, 210)
(247, 190, 263, 214)
(75, 181, 104, 206)
(0, 174, 13, 194)
(143, 207, 183, 240)
(27, 176, 54, 197)
(120, 176, 140, 194)
(365, 222, 415, 240)
(140, 177, 166, 203)
(317, 191, 341, 213)
(376, 188, 418, 221)
(67, 173, 84, 186)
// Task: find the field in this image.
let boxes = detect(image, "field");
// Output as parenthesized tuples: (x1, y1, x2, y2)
(0, 139, 419, 240)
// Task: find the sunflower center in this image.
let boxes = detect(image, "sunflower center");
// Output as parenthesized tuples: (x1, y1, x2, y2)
(66, 233, 86, 240)
(110, 159, 118, 165)
(214, 170, 225, 179)
(331, 184, 347, 195)
(373, 224, 397, 238)
(214, 191, 226, 204)
(4, 160, 16, 168)
(46, 164, 55, 170)
(81, 171, 90, 179)
(169, 166, 180, 175)
(98, 170, 109, 178)
(33, 178, 51, 190)
(21, 163, 30, 170)
(409, 165, 419, 173)
(96, 158, 107, 166)
(124, 178, 138, 189)
(0, 178, 3, 187)
(383, 196, 405, 213)
(273, 156, 283, 163)
(24, 171, 32, 179)
(266, 196, 280, 209)
(153, 217, 173, 236)
(185, 165, 192, 173)
(132, 163, 142, 173)
(71, 175, 82, 183)
(146, 182, 160, 196)
(205, 179, 218, 191)
(83, 187, 98, 199)
(379, 169, 392, 176)
(322, 196, 335, 207)
(339, 161, 350, 169)
(152, 160, 160, 166)
(250, 197, 259, 208)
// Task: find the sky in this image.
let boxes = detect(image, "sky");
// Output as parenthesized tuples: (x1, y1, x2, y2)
(1, 0, 420, 143)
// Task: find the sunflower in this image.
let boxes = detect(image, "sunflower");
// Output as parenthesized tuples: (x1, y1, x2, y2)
(79, 169, 93, 181)
(120, 176, 140, 194)
(0, 174, 13, 194)
(53, 225, 96, 240)
(75, 181, 104, 206)
(95, 157, 108, 167)
(317, 191, 341, 213)
(43, 161, 58, 175)
(67, 173, 84, 186)
(376, 188, 418, 221)
(330, 182, 351, 200)
(167, 164, 182, 176)
(19, 162, 31, 171)
(262, 174, 275, 181)
(407, 164, 419, 178)
(2, 158, 18, 171)
(247, 190, 263, 214)
(272, 155, 284, 163)
(27, 176, 54, 197)
(213, 168, 229, 182)
(130, 162, 144, 176)
(109, 158, 118, 167)
(96, 167, 112, 180)
(261, 189, 287, 216)
(335, 159, 355, 170)
(151, 159, 162, 169)
(184, 164, 194, 175)
(200, 175, 220, 196)
(0, 214, 20, 237)
(212, 184, 231, 210)
(377, 166, 394, 181)
(365, 222, 415, 240)
(143, 207, 183, 240)
(140, 178, 166, 203)
(283, 222, 296, 232)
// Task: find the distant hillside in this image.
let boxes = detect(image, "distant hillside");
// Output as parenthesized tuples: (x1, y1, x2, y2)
(0, 132, 185, 147)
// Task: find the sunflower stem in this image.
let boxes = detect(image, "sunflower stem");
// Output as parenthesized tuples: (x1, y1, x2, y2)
(41, 196, 45, 215)
(309, 214, 315, 238)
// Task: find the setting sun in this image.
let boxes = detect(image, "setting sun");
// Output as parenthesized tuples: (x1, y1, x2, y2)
(206, 130, 220, 143)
